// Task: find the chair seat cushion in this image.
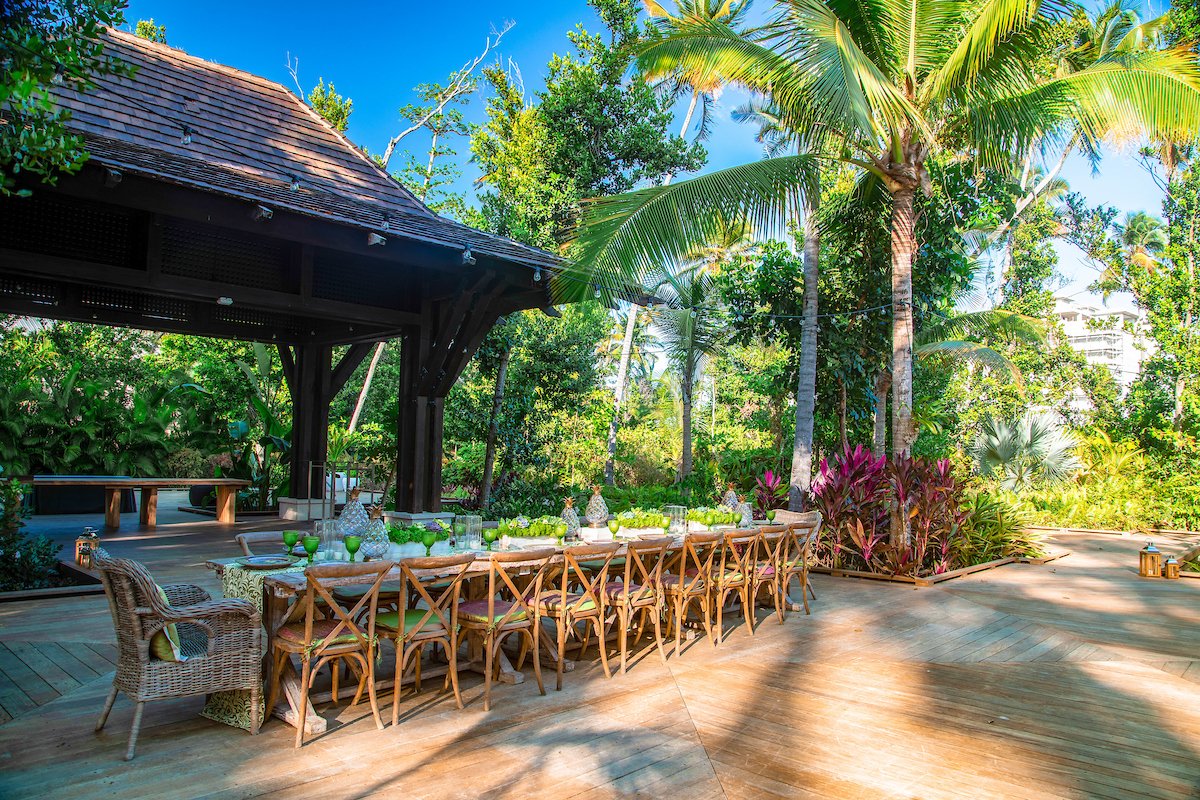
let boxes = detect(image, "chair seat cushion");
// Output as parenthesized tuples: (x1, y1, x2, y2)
(459, 599, 527, 624)
(604, 581, 654, 601)
(580, 558, 624, 572)
(332, 582, 403, 603)
(538, 592, 596, 613)
(716, 570, 746, 584)
(755, 564, 776, 578)
(375, 610, 447, 635)
(277, 618, 364, 647)
(660, 573, 704, 591)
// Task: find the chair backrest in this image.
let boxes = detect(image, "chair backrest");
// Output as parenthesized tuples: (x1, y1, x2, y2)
(617, 537, 672, 603)
(395, 553, 476, 639)
(289, 561, 394, 658)
(93, 551, 171, 665)
(236, 530, 295, 557)
(551, 543, 620, 616)
(480, 547, 557, 628)
(782, 512, 823, 572)
(666, 532, 722, 596)
(720, 529, 761, 581)
(756, 524, 789, 567)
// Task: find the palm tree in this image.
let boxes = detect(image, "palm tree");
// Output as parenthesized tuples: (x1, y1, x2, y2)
(653, 266, 729, 479)
(573, 0, 1200, 460)
(1116, 210, 1168, 271)
(976, 411, 1082, 489)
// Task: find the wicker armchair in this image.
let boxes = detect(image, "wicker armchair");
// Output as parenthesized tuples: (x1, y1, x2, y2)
(93, 552, 263, 760)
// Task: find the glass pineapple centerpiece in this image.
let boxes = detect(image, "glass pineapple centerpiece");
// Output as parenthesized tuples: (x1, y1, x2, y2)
(585, 485, 609, 527)
(360, 506, 390, 561)
(337, 486, 369, 539)
(721, 483, 740, 510)
(736, 494, 754, 528)
(561, 497, 581, 538)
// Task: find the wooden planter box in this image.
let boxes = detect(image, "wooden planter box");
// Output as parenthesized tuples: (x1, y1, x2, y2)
(810, 550, 1069, 588)
(0, 560, 103, 603)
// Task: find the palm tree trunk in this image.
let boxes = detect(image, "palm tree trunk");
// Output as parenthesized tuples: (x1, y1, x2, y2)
(873, 370, 891, 457)
(663, 91, 700, 184)
(480, 347, 510, 508)
(347, 341, 386, 433)
(788, 193, 819, 510)
(890, 187, 917, 456)
(680, 370, 694, 480)
(604, 307, 638, 485)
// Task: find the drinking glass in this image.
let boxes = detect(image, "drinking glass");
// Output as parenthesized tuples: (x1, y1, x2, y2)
(555, 520, 567, 547)
(482, 526, 499, 551)
(421, 529, 438, 557)
(301, 535, 320, 565)
(607, 518, 620, 537)
(344, 535, 361, 562)
(282, 530, 300, 556)
(766, 509, 777, 522)
(464, 515, 483, 549)
(452, 519, 467, 550)
(661, 515, 671, 534)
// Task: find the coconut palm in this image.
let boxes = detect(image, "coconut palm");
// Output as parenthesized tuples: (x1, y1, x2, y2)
(653, 266, 729, 479)
(1115, 210, 1168, 271)
(572, 0, 1200, 460)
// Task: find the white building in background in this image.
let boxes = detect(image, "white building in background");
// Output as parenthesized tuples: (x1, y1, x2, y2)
(1054, 296, 1153, 392)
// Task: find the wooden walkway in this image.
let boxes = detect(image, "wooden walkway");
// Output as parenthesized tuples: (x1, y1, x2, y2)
(0, 516, 1197, 799)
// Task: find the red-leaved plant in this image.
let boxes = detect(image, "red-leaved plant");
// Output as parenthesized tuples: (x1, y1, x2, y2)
(753, 468, 788, 513)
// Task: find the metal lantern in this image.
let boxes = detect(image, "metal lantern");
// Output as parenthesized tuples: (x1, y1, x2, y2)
(1163, 556, 1181, 580)
(1138, 542, 1163, 578)
(75, 526, 100, 569)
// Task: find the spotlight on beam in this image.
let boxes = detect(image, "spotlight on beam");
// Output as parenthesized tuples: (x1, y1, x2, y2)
(251, 205, 273, 222)
(103, 168, 122, 188)
(216, 296, 234, 306)
(368, 232, 387, 247)
(462, 246, 476, 266)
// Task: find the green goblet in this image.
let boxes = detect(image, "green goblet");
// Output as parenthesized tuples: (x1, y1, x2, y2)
(555, 520, 568, 547)
(344, 535, 361, 562)
(452, 520, 466, 549)
(282, 530, 300, 556)
(482, 526, 499, 551)
(301, 535, 320, 565)
(766, 509, 777, 522)
(661, 515, 671, 533)
(607, 518, 620, 537)
(421, 529, 438, 558)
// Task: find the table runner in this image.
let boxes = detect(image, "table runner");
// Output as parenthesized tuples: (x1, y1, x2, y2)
(200, 562, 306, 731)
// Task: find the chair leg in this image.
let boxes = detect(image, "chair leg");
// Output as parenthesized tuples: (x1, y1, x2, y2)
(124, 701, 145, 761)
(555, 617, 567, 691)
(595, 615, 612, 679)
(530, 627, 546, 697)
(701, 594, 716, 647)
(716, 591, 725, 645)
(619, 608, 629, 675)
(295, 658, 312, 749)
(264, 649, 286, 728)
(96, 684, 119, 732)
(330, 657, 340, 704)
(392, 643, 405, 727)
(807, 578, 817, 601)
(743, 585, 756, 636)
(483, 636, 495, 712)
(674, 598, 685, 658)
(249, 676, 262, 735)
(651, 604, 667, 664)
(364, 650, 384, 730)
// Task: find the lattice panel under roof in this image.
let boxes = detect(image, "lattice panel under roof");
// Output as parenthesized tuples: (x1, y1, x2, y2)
(0, 193, 138, 268)
(311, 249, 413, 309)
(0, 277, 59, 306)
(161, 218, 295, 292)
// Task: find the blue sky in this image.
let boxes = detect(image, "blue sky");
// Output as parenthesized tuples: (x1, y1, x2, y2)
(123, 0, 1168, 312)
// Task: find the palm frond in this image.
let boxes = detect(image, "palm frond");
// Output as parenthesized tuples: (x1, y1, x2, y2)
(914, 339, 1025, 388)
(917, 308, 1045, 346)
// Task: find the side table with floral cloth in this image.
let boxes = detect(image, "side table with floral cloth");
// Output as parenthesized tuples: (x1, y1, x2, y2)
(201, 563, 306, 730)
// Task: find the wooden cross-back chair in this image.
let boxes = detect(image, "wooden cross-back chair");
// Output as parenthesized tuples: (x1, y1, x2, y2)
(93, 551, 263, 760)
(752, 525, 790, 624)
(714, 529, 762, 644)
(783, 512, 823, 613)
(382, 553, 475, 725)
(457, 548, 556, 711)
(661, 532, 721, 657)
(538, 542, 620, 691)
(265, 561, 393, 748)
(606, 537, 672, 674)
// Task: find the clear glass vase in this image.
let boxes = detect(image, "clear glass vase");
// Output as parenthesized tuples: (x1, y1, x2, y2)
(361, 511, 390, 561)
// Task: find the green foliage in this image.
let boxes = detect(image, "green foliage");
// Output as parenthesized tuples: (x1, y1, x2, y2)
(975, 412, 1083, 489)
(393, 78, 473, 218)
(956, 490, 1043, 564)
(1, 0, 133, 196)
(134, 18, 167, 44)
(308, 79, 352, 132)
(0, 477, 62, 592)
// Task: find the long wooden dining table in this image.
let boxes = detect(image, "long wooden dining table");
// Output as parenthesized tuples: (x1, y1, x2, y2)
(206, 529, 806, 735)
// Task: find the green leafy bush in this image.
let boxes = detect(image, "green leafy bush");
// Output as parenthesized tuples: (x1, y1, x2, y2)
(956, 491, 1043, 564)
(0, 478, 63, 592)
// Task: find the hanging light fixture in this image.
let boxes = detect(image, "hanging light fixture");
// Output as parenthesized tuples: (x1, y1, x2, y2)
(180, 126, 193, 145)
(533, 267, 543, 282)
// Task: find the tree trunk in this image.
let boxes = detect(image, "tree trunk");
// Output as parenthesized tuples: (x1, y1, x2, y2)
(420, 130, 439, 202)
(873, 370, 891, 457)
(680, 371, 694, 480)
(890, 186, 917, 456)
(480, 347, 510, 508)
(1176, 247, 1195, 430)
(347, 341, 386, 433)
(604, 307, 638, 485)
(788, 192, 819, 510)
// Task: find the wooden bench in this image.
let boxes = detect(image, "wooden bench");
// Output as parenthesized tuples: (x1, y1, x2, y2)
(28, 477, 250, 530)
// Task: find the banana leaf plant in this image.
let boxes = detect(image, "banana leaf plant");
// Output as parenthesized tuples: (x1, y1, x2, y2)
(216, 344, 292, 511)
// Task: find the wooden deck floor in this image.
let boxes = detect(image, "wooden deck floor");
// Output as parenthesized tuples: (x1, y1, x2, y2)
(0, 516, 1197, 799)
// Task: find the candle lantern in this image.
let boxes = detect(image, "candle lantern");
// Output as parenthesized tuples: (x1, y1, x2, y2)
(75, 526, 100, 568)
(1163, 556, 1181, 580)
(1138, 542, 1162, 578)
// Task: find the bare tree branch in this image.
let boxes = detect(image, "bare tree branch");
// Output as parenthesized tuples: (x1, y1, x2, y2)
(379, 20, 515, 170)
(284, 52, 304, 98)
(977, 133, 1078, 255)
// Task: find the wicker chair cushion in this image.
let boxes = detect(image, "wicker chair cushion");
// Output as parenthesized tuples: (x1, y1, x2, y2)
(458, 599, 527, 623)
(276, 618, 362, 646)
(149, 584, 184, 662)
(375, 610, 446, 635)
(603, 581, 653, 601)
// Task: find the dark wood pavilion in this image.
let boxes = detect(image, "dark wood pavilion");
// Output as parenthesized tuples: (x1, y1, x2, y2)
(0, 29, 559, 512)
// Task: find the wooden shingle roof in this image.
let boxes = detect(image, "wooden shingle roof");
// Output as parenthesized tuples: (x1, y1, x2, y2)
(54, 29, 559, 270)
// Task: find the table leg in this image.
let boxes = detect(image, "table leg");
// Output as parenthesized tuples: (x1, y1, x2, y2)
(104, 488, 122, 530)
(139, 487, 158, 528)
(215, 486, 237, 524)
(263, 591, 326, 735)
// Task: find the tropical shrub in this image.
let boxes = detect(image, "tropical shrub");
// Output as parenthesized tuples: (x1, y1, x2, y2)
(975, 412, 1082, 489)
(956, 491, 1043, 565)
(753, 468, 788, 513)
(0, 477, 62, 592)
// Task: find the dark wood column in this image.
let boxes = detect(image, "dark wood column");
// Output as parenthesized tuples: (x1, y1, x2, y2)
(282, 342, 375, 499)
